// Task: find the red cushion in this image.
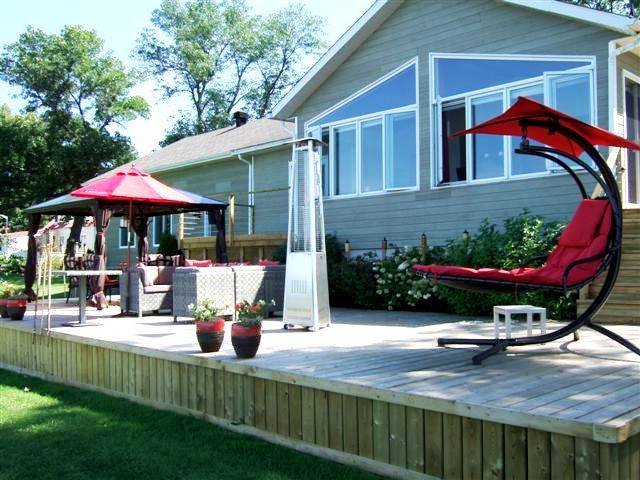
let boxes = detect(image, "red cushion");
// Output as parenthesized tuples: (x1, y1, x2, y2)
(258, 259, 281, 266)
(185, 259, 212, 267)
(557, 199, 609, 248)
(412, 200, 612, 289)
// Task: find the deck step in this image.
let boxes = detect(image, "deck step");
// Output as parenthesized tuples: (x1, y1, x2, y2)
(588, 314, 640, 325)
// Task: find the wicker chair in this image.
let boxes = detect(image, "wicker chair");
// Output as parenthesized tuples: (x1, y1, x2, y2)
(120, 265, 175, 317)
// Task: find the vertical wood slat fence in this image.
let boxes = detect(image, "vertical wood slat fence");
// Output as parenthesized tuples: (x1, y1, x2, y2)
(0, 324, 638, 480)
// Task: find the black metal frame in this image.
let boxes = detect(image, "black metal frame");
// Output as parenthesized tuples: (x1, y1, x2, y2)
(417, 120, 640, 364)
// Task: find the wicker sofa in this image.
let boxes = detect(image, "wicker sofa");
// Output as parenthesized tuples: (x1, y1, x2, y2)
(172, 267, 236, 321)
(172, 265, 286, 322)
(120, 265, 175, 317)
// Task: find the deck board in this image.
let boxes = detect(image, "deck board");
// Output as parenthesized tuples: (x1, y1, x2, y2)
(3, 304, 640, 444)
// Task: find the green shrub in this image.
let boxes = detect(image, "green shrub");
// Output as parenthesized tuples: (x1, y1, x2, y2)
(374, 247, 436, 311)
(0, 254, 26, 276)
(429, 211, 574, 319)
(325, 234, 383, 309)
(270, 243, 287, 264)
(157, 232, 181, 256)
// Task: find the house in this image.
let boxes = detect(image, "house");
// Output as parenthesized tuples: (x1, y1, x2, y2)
(1, 231, 29, 258)
(104, 0, 639, 267)
(104, 114, 294, 266)
(40, 218, 96, 255)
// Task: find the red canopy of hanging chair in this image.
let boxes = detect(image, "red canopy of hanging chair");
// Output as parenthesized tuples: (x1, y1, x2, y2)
(70, 164, 193, 204)
(453, 96, 640, 157)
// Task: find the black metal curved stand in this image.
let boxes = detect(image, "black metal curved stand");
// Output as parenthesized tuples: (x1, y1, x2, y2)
(435, 121, 640, 364)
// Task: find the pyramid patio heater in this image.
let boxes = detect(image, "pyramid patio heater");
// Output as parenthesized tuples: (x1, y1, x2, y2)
(283, 138, 331, 331)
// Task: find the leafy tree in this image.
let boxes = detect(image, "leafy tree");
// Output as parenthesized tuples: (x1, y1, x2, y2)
(0, 106, 49, 230)
(567, 0, 639, 16)
(136, 0, 324, 146)
(245, 4, 324, 118)
(0, 26, 148, 229)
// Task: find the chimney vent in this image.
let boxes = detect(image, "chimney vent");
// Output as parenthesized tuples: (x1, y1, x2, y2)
(233, 111, 249, 127)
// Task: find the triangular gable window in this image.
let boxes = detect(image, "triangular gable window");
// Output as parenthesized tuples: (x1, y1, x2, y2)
(308, 62, 416, 128)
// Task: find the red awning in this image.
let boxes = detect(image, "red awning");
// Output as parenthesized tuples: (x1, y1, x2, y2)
(453, 96, 640, 157)
(71, 164, 193, 204)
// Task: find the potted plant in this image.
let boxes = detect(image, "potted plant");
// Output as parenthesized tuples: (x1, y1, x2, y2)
(6, 286, 28, 321)
(190, 300, 225, 353)
(0, 282, 9, 318)
(232, 300, 273, 359)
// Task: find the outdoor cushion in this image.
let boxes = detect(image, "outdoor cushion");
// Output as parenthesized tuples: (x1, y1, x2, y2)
(412, 199, 612, 289)
(556, 199, 608, 248)
(143, 284, 172, 294)
(157, 266, 176, 285)
(138, 266, 159, 287)
(259, 259, 281, 266)
(184, 259, 213, 267)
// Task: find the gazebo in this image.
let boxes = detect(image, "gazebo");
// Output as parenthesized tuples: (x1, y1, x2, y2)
(23, 182, 228, 304)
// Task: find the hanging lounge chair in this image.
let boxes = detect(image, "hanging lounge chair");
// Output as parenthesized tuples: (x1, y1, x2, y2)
(412, 97, 640, 364)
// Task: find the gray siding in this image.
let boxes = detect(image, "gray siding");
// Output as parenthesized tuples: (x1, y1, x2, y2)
(105, 148, 289, 267)
(253, 148, 289, 233)
(292, 0, 624, 251)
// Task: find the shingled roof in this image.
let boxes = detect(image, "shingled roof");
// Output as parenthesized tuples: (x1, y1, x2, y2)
(94, 117, 294, 180)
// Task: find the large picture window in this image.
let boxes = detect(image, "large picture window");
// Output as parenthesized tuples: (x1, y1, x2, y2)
(431, 54, 596, 187)
(307, 59, 419, 198)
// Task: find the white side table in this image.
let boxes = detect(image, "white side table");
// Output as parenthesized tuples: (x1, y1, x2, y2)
(493, 305, 547, 339)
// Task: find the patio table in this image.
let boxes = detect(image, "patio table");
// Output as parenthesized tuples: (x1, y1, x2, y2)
(52, 270, 122, 327)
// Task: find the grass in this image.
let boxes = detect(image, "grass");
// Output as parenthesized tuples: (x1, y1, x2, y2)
(0, 369, 382, 480)
(1, 273, 67, 299)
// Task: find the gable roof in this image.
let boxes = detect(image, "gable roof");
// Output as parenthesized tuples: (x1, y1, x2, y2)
(94, 118, 294, 180)
(272, 0, 638, 120)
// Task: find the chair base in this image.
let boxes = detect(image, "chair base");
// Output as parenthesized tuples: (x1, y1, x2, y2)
(438, 321, 640, 365)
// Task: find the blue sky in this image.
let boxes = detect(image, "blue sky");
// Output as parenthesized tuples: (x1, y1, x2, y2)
(0, 0, 372, 155)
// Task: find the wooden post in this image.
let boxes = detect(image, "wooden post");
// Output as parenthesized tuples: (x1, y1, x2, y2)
(229, 194, 235, 246)
(420, 233, 428, 263)
(381, 237, 388, 260)
(178, 213, 184, 249)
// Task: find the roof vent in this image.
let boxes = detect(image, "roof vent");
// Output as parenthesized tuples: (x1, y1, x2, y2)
(233, 111, 249, 127)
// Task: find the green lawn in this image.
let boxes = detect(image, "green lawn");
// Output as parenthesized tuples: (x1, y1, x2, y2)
(0, 369, 382, 480)
(1, 273, 67, 299)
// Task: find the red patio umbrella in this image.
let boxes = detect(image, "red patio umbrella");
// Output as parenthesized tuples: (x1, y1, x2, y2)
(453, 96, 640, 156)
(71, 164, 193, 204)
(71, 164, 195, 310)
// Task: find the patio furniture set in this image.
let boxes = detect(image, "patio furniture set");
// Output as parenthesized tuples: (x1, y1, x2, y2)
(119, 263, 285, 321)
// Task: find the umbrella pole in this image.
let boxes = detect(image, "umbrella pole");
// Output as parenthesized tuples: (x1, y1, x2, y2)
(126, 200, 132, 314)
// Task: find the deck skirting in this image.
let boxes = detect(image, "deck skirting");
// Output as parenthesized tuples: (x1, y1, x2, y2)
(1, 324, 638, 480)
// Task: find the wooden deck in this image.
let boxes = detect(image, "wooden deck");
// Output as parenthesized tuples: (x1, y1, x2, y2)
(1, 303, 639, 479)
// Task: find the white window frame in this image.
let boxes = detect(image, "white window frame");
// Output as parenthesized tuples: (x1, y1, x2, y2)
(118, 219, 136, 249)
(305, 58, 420, 200)
(152, 215, 173, 247)
(429, 53, 597, 189)
(203, 212, 215, 237)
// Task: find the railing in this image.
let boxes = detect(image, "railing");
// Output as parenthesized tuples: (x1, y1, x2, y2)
(180, 232, 287, 263)
(175, 186, 289, 262)
(591, 147, 621, 199)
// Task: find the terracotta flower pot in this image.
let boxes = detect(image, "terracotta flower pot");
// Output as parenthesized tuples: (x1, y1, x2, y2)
(6, 299, 27, 321)
(0, 299, 9, 318)
(195, 318, 226, 353)
(231, 322, 261, 358)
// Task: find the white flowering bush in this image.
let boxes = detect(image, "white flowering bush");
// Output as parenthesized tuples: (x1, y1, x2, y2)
(373, 246, 434, 310)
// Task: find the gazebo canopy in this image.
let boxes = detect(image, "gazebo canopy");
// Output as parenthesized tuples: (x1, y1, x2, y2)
(24, 188, 227, 217)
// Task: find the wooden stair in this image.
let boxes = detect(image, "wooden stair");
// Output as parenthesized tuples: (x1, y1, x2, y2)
(577, 208, 640, 324)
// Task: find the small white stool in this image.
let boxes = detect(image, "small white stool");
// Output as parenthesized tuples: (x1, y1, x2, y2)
(493, 305, 547, 339)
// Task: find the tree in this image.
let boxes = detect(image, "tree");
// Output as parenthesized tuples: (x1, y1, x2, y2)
(245, 4, 325, 118)
(567, 0, 639, 16)
(0, 26, 148, 228)
(136, 0, 324, 146)
(0, 105, 50, 230)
